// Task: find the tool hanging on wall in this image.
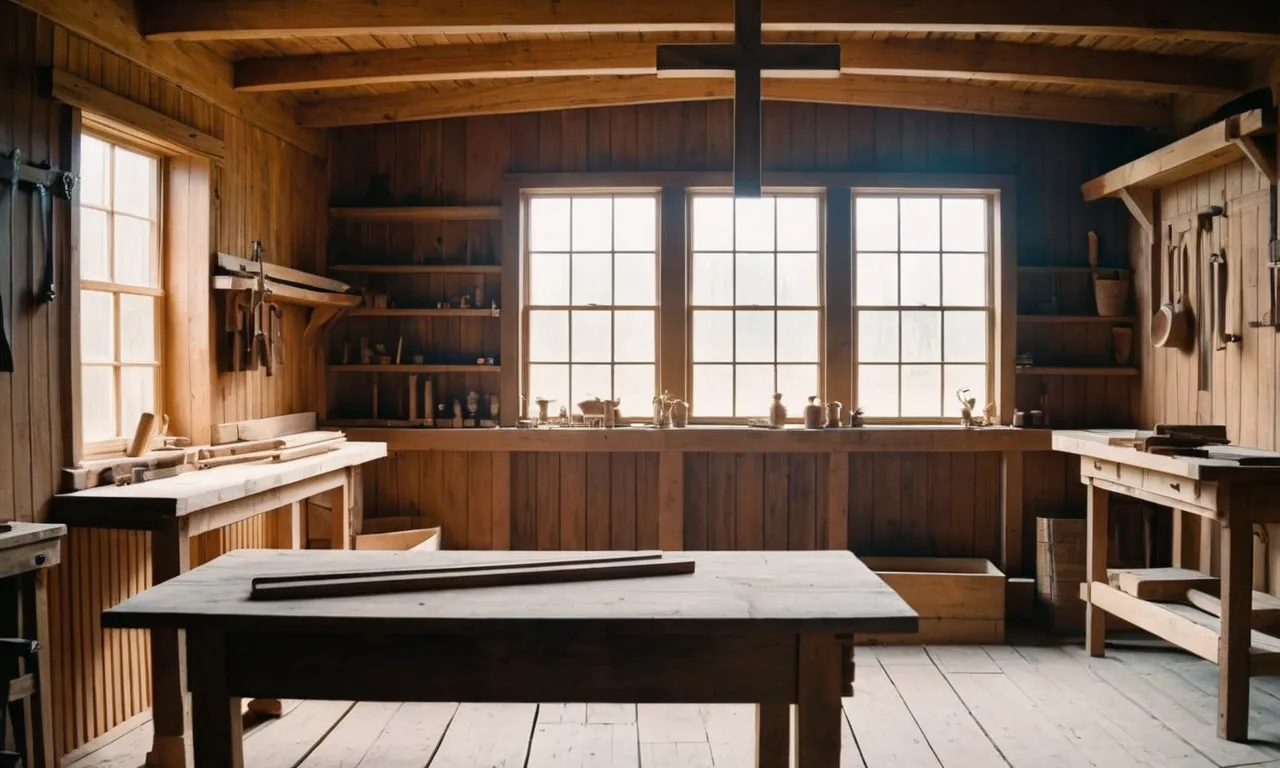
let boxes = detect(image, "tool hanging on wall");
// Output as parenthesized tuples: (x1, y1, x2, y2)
(1253, 184, 1280, 330)
(1210, 198, 1243, 350)
(0, 148, 75, 373)
(1196, 205, 1225, 391)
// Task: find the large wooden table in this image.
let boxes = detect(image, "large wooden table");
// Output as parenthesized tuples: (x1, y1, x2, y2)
(52, 441, 386, 768)
(1054, 430, 1280, 742)
(104, 549, 916, 767)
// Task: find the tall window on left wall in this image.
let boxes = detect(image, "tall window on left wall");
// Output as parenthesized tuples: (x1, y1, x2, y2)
(79, 133, 163, 453)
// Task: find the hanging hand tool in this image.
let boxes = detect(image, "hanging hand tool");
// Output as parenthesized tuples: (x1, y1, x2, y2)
(1250, 184, 1280, 330)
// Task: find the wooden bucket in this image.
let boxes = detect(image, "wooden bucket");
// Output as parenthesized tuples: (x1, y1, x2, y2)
(1093, 274, 1130, 317)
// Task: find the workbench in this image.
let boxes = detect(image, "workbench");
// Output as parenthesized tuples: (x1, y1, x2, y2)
(52, 441, 386, 768)
(1054, 429, 1280, 742)
(0, 523, 65, 768)
(104, 549, 916, 768)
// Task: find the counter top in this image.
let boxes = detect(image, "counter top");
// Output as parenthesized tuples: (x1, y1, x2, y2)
(338, 425, 1051, 453)
(1053, 429, 1280, 482)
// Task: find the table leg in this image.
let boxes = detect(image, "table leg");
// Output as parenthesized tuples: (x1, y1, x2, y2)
(1085, 480, 1109, 657)
(1218, 493, 1251, 742)
(146, 518, 191, 768)
(331, 471, 351, 550)
(250, 502, 304, 720)
(755, 703, 790, 768)
(795, 634, 842, 767)
(186, 631, 243, 768)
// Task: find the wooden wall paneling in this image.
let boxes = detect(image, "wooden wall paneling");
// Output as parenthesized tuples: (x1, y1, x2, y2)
(558, 452, 587, 550)
(657, 451, 684, 550)
(394, 449, 421, 518)
(763, 453, 790, 550)
(973, 452, 1001, 562)
(788, 454, 818, 550)
(585, 452, 612, 549)
(608, 106, 638, 171)
(926, 453, 953, 556)
(735, 454, 765, 550)
(609, 453, 638, 549)
(705, 101, 733, 170)
(871, 454, 901, 554)
(586, 108, 611, 172)
(705, 453, 736, 550)
(823, 453, 849, 550)
(466, 452, 494, 550)
(814, 104, 848, 172)
(682, 452, 708, 550)
(534, 452, 560, 550)
(636, 452, 660, 549)
(847, 453, 874, 553)
(899, 453, 929, 554)
(950, 452, 978, 557)
(510, 453, 537, 548)
(0, 3, 17, 527)
(491, 451, 511, 550)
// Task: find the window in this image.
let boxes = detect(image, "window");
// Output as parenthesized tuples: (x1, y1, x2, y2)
(524, 194, 658, 417)
(854, 194, 991, 419)
(79, 133, 163, 450)
(689, 193, 821, 419)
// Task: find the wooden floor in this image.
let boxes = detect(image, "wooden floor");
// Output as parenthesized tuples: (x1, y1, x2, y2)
(68, 643, 1280, 768)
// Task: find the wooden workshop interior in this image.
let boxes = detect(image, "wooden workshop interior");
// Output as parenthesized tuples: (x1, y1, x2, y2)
(0, 0, 1279, 766)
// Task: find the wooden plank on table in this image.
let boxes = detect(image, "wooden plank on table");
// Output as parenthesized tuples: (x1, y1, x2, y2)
(1108, 567, 1217, 600)
(250, 557, 695, 601)
(255, 553, 669, 589)
(212, 413, 318, 444)
(1187, 588, 1280, 633)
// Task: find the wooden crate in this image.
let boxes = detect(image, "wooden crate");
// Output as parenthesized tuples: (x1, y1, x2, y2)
(354, 516, 441, 551)
(858, 557, 1005, 644)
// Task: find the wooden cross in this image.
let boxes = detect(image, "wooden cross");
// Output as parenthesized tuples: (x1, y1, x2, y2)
(656, 0, 840, 196)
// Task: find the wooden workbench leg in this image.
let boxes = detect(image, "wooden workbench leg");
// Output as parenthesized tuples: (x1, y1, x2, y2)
(331, 470, 351, 550)
(26, 568, 54, 768)
(755, 702, 790, 768)
(795, 634, 842, 767)
(1218, 489, 1251, 742)
(1085, 480, 1109, 658)
(186, 631, 243, 768)
(147, 518, 191, 768)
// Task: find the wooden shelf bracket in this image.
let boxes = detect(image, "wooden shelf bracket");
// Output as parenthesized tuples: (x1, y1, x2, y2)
(1118, 187, 1155, 237)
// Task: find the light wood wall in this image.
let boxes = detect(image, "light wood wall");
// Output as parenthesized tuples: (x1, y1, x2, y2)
(0, 3, 327, 756)
(330, 102, 1146, 564)
(1132, 147, 1280, 593)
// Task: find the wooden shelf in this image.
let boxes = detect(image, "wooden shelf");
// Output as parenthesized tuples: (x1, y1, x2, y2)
(1016, 366, 1138, 376)
(329, 264, 502, 275)
(211, 276, 361, 310)
(1018, 265, 1130, 274)
(329, 205, 502, 223)
(328, 364, 500, 374)
(346, 308, 500, 318)
(1084, 109, 1274, 202)
(1018, 315, 1136, 324)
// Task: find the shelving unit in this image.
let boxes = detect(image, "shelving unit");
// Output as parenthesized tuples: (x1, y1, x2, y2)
(329, 264, 502, 275)
(1016, 366, 1139, 376)
(328, 205, 502, 222)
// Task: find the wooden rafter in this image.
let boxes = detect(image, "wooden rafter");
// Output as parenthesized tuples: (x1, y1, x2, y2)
(295, 75, 1171, 129)
(236, 38, 1247, 95)
(10, 0, 324, 156)
(141, 0, 1280, 43)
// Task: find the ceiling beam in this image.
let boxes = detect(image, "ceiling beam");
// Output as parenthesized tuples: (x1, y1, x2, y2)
(12, 0, 325, 156)
(238, 37, 1248, 96)
(295, 75, 1170, 130)
(143, 0, 1280, 43)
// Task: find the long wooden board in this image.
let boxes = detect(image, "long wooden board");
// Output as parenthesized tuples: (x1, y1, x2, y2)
(1108, 567, 1217, 600)
(251, 558, 695, 601)
(211, 413, 318, 445)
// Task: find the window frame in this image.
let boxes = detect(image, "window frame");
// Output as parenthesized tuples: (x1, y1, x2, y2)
(503, 172, 1016, 428)
(78, 130, 166, 458)
(519, 190, 661, 419)
(851, 189, 998, 424)
(684, 188, 827, 423)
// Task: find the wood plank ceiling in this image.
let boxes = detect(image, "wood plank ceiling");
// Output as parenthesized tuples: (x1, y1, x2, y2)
(136, 1, 1280, 130)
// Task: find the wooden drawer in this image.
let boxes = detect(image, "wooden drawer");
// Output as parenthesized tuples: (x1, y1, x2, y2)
(1080, 457, 1142, 487)
(1140, 469, 1218, 510)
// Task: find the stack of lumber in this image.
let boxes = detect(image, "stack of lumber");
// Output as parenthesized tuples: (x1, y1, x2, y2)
(1107, 567, 1280, 635)
(196, 430, 346, 469)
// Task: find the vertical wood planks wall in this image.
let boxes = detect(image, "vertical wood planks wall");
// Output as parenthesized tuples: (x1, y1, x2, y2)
(0, 3, 328, 755)
(330, 101, 1143, 571)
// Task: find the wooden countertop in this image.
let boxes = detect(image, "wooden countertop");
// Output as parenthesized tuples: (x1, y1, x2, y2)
(52, 442, 387, 524)
(340, 425, 1051, 453)
(104, 549, 918, 634)
(1053, 429, 1280, 482)
(0, 522, 66, 551)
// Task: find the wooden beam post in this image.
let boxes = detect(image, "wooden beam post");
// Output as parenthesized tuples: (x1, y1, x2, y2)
(500, 183, 522, 425)
(1218, 487, 1250, 741)
(659, 187, 688, 401)
(1085, 480, 1109, 657)
(1000, 450, 1024, 576)
(824, 186, 853, 410)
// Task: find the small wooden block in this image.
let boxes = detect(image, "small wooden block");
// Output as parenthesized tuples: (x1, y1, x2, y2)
(1108, 567, 1217, 600)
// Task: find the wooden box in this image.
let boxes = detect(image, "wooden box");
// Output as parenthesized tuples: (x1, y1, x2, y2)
(858, 557, 1005, 644)
(353, 516, 441, 551)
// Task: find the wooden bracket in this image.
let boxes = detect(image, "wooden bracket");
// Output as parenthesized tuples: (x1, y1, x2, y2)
(302, 305, 348, 347)
(1118, 187, 1155, 238)
(1230, 134, 1278, 186)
